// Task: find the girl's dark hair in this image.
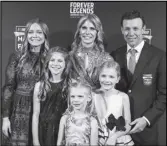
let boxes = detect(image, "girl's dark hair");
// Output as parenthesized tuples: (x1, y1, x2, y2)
(38, 46, 71, 101)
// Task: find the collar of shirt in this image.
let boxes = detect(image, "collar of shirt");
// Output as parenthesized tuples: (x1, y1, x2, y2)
(126, 40, 145, 64)
(127, 40, 145, 54)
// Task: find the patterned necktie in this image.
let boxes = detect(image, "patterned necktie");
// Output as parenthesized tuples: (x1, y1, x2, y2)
(128, 49, 137, 74)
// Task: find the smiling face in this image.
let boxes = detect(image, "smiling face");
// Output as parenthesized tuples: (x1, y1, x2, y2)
(80, 20, 97, 48)
(121, 18, 145, 48)
(48, 52, 66, 76)
(70, 86, 90, 112)
(27, 23, 45, 47)
(99, 67, 120, 91)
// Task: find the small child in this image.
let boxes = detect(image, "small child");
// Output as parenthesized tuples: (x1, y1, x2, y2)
(93, 60, 134, 146)
(57, 81, 98, 146)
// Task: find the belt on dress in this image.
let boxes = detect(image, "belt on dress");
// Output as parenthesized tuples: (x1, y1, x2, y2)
(15, 89, 33, 96)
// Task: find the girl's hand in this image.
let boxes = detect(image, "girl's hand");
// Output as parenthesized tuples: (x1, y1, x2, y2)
(106, 128, 117, 146)
(106, 137, 117, 146)
(2, 117, 11, 137)
(108, 126, 116, 136)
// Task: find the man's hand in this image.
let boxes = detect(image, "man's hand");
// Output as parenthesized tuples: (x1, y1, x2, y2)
(129, 117, 147, 134)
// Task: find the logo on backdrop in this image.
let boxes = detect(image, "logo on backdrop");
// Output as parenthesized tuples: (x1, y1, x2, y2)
(70, 2, 94, 18)
(14, 26, 26, 52)
(143, 28, 152, 44)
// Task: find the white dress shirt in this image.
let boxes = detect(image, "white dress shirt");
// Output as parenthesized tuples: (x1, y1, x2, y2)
(126, 40, 151, 126)
(127, 40, 144, 68)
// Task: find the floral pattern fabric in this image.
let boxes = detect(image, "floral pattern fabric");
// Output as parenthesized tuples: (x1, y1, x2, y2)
(2, 52, 41, 145)
(64, 113, 92, 146)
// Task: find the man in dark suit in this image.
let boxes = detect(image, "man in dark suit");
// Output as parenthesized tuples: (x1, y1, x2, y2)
(111, 10, 166, 145)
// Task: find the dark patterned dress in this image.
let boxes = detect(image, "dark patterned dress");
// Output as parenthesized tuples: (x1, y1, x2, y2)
(39, 81, 67, 146)
(2, 51, 41, 145)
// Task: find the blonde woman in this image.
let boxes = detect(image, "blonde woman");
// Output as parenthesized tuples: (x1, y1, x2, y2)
(2, 18, 49, 145)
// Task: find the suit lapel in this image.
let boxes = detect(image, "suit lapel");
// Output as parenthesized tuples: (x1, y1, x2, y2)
(130, 43, 151, 88)
(120, 46, 128, 69)
(120, 46, 132, 83)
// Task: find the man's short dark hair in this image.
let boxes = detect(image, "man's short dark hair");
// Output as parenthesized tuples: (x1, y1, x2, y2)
(121, 10, 146, 27)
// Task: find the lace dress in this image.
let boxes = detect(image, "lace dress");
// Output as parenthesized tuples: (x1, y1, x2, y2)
(2, 51, 41, 145)
(64, 113, 92, 146)
(39, 81, 67, 146)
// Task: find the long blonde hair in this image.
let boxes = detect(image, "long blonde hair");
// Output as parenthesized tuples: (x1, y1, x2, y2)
(71, 14, 105, 54)
(67, 80, 95, 115)
(17, 18, 49, 73)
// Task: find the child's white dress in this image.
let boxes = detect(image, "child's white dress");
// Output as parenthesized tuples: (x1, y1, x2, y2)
(93, 91, 134, 146)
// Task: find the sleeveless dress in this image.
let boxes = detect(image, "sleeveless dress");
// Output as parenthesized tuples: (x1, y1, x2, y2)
(39, 81, 67, 146)
(2, 51, 41, 146)
(64, 113, 92, 146)
(93, 91, 134, 146)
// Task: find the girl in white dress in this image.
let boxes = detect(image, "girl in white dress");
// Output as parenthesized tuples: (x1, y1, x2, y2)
(93, 60, 134, 146)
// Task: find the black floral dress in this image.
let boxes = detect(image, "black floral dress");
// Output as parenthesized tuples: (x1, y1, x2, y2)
(2, 51, 41, 145)
(39, 81, 68, 146)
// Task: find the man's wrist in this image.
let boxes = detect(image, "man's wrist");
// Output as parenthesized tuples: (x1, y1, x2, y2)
(142, 116, 150, 126)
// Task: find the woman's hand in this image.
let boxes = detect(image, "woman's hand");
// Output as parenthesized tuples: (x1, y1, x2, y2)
(2, 117, 11, 137)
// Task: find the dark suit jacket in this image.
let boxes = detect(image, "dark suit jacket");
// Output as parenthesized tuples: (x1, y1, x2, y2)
(111, 42, 166, 145)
